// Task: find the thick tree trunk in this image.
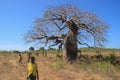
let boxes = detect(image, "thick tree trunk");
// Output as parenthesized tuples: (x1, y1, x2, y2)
(64, 30, 78, 64)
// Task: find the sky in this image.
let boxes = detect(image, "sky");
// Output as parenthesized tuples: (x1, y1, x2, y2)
(0, 0, 120, 51)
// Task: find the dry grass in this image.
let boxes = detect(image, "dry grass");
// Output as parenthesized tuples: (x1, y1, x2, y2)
(0, 52, 120, 80)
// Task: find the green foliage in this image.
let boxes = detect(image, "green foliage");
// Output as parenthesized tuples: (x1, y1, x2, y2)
(78, 49, 82, 53)
(95, 50, 100, 54)
(39, 47, 45, 50)
(47, 49, 57, 54)
(78, 47, 120, 53)
(13, 50, 20, 53)
(29, 47, 34, 51)
(1, 50, 9, 53)
(79, 61, 88, 69)
(48, 48, 56, 50)
(80, 61, 109, 71)
(56, 53, 63, 60)
(98, 61, 110, 70)
(0, 50, 10, 55)
(79, 52, 120, 65)
(106, 54, 116, 62)
(79, 60, 120, 80)
(96, 53, 104, 61)
(49, 60, 64, 70)
(24, 50, 30, 54)
(56, 53, 62, 57)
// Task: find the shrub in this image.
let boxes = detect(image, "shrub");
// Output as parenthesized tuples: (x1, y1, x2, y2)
(108, 54, 116, 62)
(49, 60, 64, 70)
(56, 53, 63, 59)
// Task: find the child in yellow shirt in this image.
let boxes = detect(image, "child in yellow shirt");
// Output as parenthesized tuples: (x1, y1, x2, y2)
(27, 56, 39, 80)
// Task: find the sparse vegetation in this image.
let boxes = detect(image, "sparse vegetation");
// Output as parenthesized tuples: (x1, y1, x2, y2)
(49, 59, 64, 70)
(0, 48, 120, 80)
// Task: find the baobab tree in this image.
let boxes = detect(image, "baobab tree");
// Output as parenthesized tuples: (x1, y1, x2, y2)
(24, 4, 108, 63)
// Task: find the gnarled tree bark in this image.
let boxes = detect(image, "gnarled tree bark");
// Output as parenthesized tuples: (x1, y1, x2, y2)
(64, 30, 78, 63)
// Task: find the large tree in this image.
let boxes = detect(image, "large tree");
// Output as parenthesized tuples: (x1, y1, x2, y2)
(24, 4, 108, 63)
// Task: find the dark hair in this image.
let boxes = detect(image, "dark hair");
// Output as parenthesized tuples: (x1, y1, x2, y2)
(31, 56, 35, 63)
(19, 53, 21, 56)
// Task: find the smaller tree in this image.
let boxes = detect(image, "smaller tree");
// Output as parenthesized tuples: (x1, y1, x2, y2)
(13, 50, 20, 53)
(39, 47, 47, 57)
(29, 47, 34, 51)
(39, 47, 45, 50)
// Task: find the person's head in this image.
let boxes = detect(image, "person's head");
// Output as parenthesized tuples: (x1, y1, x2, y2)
(31, 56, 35, 63)
(19, 53, 21, 56)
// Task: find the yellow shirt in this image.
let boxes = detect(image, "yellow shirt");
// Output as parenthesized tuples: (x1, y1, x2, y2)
(27, 62, 38, 77)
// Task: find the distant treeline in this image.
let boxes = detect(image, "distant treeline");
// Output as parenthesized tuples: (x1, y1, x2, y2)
(0, 48, 120, 54)
(78, 47, 120, 53)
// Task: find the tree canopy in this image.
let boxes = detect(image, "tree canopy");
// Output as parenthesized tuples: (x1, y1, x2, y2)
(29, 47, 34, 51)
(24, 4, 108, 49)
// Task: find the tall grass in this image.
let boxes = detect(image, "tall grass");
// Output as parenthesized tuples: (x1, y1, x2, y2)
(78, 60, 120, 80)
(49, 59, 64, 70)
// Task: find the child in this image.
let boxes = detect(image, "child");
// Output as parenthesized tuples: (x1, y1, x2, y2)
(27, 56, 39, 80)
(19, 52, 23, 66)
(27, 53, 32, 62)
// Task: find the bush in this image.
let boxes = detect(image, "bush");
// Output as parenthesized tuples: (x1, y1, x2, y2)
(49, 60, 64, 70)
(107, 54, 116, 62)
(56, 53, 63, 59)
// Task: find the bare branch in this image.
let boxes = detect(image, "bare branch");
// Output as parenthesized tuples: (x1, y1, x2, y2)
(77, 40, 91, 48)
(48, 38, 63, 49)
(25, 4, 108, 48)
